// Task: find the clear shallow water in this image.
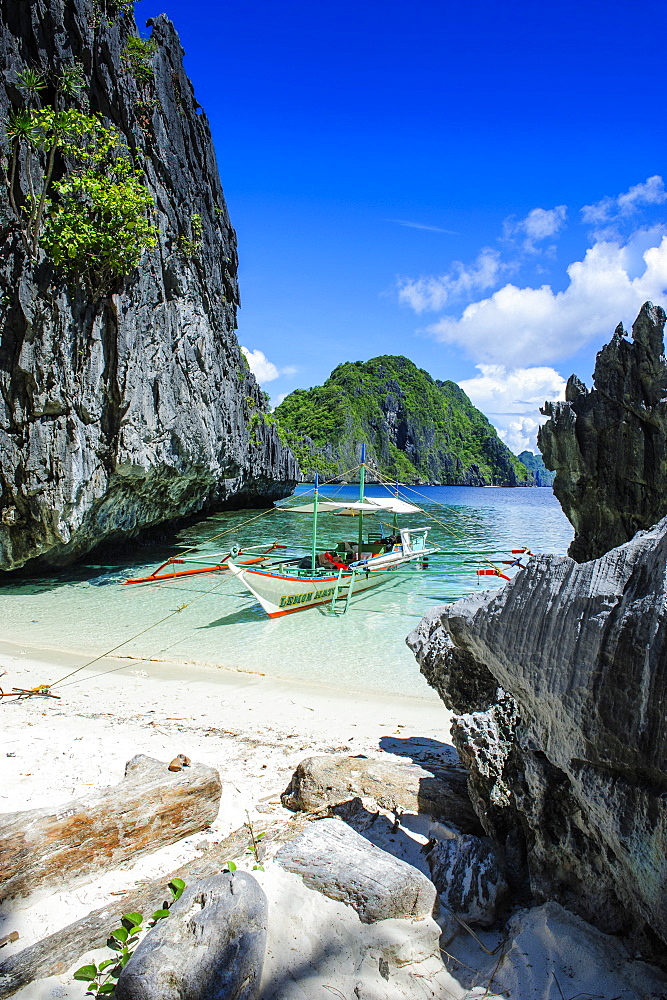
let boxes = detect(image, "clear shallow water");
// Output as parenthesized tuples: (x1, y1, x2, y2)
(0, 486, 573, 698)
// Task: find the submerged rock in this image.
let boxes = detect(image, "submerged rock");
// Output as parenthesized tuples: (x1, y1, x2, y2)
(407, 516, 667, 964)
(0, 0, 298, 571)
(539, 301, 667, 562)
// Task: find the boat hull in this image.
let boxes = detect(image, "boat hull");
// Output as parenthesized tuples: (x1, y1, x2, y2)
(227, 562, 393, 617)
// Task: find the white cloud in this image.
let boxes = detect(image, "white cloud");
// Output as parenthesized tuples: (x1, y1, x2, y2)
(582, 175, 667, 226)
(241, 347, 279, 382)
(504, 205, 567, 252)
(241, 347, 297, 384)
(398, 248, 502, 312)
(427, 234, 667, 367)
(459, 365, 565, 453)
(271, 392, 289, 410)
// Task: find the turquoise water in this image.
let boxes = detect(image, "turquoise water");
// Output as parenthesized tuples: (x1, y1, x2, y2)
(0, 486, 572, 698)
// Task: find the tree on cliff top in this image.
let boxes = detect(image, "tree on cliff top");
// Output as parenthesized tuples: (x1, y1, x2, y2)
(1, 76, 157, 297)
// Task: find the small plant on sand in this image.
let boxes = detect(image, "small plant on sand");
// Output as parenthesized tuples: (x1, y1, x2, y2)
(73, 878, 185, 995)
(245, 811, 266, 871)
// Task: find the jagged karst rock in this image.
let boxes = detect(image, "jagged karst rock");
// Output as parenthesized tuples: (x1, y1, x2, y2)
(0, 0, 298, 571)
(115, 872, 267, 1000)
(426, 834, 508, 927)
(281, 753, 481, 832)
(0, 754, 221, 900)
(275, 818, 437, 923)
(407, 518, 667, 964)
(539, 301, 667, 562)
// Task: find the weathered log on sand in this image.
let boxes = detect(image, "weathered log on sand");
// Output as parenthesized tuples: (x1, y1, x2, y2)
(0, 755, 221, 901)
(115, 873, 267, 1000)
(275, 818, 437, 923)
(281, 754, 482, 832)
(0, 813, 310, 998)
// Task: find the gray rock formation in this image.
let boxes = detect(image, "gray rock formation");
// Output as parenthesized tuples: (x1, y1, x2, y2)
(275, 818, 437, 923)
(0, 0, 298, 571)
(115, 872, 267, 1000)
(281, 753, 482, 832)
(426, 834, 508, 927)
(539, 301, 667, 562)
(407, 517, 667, 964)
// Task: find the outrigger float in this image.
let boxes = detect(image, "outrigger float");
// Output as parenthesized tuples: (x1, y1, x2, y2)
(124, 445, 534, 617)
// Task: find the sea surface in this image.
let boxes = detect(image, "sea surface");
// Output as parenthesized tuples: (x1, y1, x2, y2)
(1, 485, 573, 699)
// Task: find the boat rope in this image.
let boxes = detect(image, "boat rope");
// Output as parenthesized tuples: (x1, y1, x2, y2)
(143, 464, 366, 570)
(370, 468, 527, 579)
(38, 573, 230, 693)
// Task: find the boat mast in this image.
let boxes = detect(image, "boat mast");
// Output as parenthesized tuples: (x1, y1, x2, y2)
(393, 478, 399, 534)
(358, 443, 366, 557)
(311, 472, 319, 571)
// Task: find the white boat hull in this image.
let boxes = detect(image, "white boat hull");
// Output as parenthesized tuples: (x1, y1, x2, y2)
(227, 562, 394, 618)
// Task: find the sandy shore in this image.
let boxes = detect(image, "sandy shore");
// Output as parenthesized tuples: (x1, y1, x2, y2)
(3, 640, 667, 1000)
(0, 638, 454, 978)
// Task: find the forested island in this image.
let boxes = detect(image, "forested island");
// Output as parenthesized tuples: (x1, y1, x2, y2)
(274, 355, 531, 486)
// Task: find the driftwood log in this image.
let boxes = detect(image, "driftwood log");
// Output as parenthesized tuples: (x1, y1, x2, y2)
(281, 754, 482, 832)
(275, 818, 437, 923)
(0, 755, 221, 901)
(0, 813, 310, 998)
(115, 873, 268, 1000)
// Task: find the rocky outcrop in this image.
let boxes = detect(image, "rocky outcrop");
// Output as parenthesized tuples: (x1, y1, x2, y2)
(0, 0, 298, 571)
(274, 355, 530, 485)
(539, 302, 667, 562)
(407, 517, 667, 965)
(426, 835, 508, 927)
(280, 753, 481, 832)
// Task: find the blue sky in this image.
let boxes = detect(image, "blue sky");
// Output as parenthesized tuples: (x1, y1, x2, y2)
(143, 0, 667, 452)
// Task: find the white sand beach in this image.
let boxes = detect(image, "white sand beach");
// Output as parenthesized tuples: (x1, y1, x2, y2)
(2, 639, 666, 1000)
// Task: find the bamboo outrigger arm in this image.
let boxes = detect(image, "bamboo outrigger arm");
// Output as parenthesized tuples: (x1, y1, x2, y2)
(124, 543, 287, 585)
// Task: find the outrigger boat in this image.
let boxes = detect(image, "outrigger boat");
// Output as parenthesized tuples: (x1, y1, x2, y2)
(226, 446, 440, 617)
(124, 445, 533, 615)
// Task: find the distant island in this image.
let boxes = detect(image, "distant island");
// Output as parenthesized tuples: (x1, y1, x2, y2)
(274, 355, 531, 486)
(517, 451, 555, 486)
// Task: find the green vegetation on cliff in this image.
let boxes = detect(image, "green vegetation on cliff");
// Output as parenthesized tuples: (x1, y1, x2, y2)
(274, 355, 530, 485)
(518, 451, 555, 487)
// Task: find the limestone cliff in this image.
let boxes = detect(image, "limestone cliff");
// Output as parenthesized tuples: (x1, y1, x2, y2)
(407, 518, 667, 966)
(517, 451, 554, 487)
(0, 0, 298, 571)
(539, 301, 667, 562)
(274, 355, 529, 485)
